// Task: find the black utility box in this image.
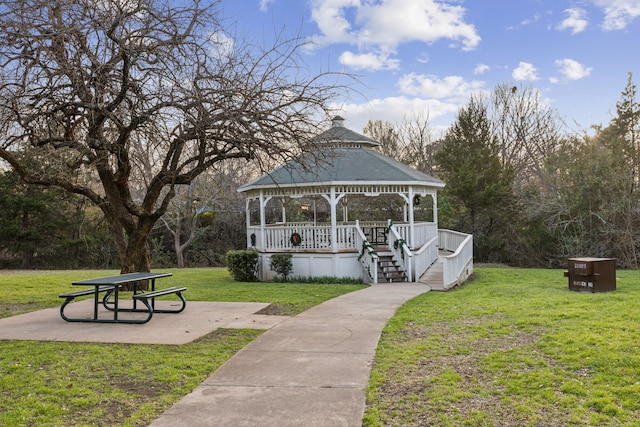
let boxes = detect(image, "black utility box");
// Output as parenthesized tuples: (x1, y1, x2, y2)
(564, 258, 616, 292)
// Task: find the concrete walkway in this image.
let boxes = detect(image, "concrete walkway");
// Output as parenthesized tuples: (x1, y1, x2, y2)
(149, 282, 430, 427)
(0, 301, 290, 344)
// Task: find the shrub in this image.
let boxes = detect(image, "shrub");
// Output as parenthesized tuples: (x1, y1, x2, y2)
(269, 254, 293, 281)
(225, 250, 259, 282)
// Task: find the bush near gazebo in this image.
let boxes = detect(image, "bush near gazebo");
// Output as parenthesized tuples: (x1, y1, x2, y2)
(270, 254, 294, 281)
(225, 250, 259, 282)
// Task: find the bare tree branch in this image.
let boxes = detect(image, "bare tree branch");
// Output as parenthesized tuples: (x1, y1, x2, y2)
(0, 0, 349, 272)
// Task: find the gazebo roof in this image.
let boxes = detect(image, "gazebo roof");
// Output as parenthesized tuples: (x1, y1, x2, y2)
(237, 117, 444, 193)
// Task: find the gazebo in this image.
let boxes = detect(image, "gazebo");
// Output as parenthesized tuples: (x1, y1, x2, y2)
(237, 116, 473, 288)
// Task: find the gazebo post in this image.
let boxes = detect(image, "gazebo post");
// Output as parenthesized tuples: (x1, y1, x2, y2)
(280, 197, 286, 223)
(408, 187, 415, 248)
(330, 188, 338, 252)
(245, 197, 251, 248)
(432, 191, 438, 228)
(343, 197, 348, 222)
(259, 191, 266, 251)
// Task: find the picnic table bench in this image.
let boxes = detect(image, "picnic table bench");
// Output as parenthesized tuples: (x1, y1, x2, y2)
(59, 272, 186, 324)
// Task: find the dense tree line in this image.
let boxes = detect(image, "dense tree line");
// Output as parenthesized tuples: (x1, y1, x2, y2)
(1, 73, 637, 269)
(365, 74, 640, 268)
(2, 73, 638, 269)
(0, 161, 249, 269)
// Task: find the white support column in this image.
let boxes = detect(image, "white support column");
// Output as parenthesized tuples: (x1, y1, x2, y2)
(408, 186, 416, 248)
(330, 188, 338, 253)
(259, 191, 266, 251)
(343, 199, 349, 222)
(408, 187, 415, 248)
(245, 197, 251, 248)
(281, 198, 286, 223)
(322, 189, 345, 253)
(432, 191, 438, 227)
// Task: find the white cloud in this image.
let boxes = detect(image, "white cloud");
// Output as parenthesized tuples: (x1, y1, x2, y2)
(329, 71, 491, 134)
(557, 8, 589, 34)
(259, 0, 275, 12)
(339, 51, 401, 70)
(398, 73, 485, 100)
(355, 0, 480, 50)
(512, 62, 539, 81)
(555, 58, 593, 80)
(309, 0, 359, 45)
(594, 0, 640, 30)
(335, 96, 460, 134)
(309, 0, 481, 70)
(208, 31, 235, 58)
(474, 63, 490, 75)
(416, 53, 429, 64)
(507, 13, 541, 30)
(520, 13, 542, 27)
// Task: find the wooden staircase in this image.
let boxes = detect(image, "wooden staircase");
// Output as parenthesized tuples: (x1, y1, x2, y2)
(377, 254, 408, 282)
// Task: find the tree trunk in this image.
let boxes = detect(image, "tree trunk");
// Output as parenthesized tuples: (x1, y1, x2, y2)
(176, 245, 186, 268)
(118, 218, 153, 289)
(102, 207, 155, 290)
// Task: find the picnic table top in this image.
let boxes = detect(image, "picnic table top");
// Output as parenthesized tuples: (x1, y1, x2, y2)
(72, 272, 172, 286)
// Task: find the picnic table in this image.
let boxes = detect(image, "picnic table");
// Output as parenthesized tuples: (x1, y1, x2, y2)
(59, 272, 186, 324)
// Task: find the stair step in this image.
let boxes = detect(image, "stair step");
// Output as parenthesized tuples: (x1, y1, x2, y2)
(366, 253, 409, 283)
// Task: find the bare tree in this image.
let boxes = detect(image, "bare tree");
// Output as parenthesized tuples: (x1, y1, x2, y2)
(0, 0, 344, 274)
(397, 112, 439, 175)
(363, 119, 401, 159)
(363, 112, 439, 175)
(490, 83, 563, 189)
(159, 159, 250, 268)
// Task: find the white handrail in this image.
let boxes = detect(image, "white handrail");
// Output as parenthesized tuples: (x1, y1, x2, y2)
(413, 236, 439, 280)
(387, 220, 413, 281)
(439, 230, 473, 290)
(355, 220, 379, 284)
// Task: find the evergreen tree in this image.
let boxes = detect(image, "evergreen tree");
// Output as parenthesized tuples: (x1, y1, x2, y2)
(0, 170, 112, 268)
(435, 95, 515, 262)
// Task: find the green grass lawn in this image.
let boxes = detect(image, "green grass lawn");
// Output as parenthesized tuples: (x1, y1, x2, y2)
(0, 268, 366, 426)
(364, 267, 640, 427)
(5, 267, 640, 426)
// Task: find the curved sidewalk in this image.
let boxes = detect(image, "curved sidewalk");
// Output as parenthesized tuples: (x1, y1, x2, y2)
(149, 282, 430, 427)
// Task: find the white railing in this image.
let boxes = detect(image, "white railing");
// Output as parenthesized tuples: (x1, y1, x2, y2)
(413, 235, 439, 281)
(249, 221, 438, 252)
(439, 229, 473, 290)
(247, 226, 262, 249)
(247, 221, 450, 285)
(336, 224, 357, 250)
(248, 223, 358, 251)
(438, 229, 469, 252)
(393, 222, 438, 248)
(355, 221, 378, 283)
(387, 220, 413, 281)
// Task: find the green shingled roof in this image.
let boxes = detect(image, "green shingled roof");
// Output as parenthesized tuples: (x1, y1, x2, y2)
(238, 118, 443, 192)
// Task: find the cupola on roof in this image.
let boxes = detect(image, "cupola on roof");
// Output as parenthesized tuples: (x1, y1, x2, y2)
(310, 116, 380, 148)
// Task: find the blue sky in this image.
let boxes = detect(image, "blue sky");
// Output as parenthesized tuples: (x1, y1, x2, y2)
(219, 0, 640, 135)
